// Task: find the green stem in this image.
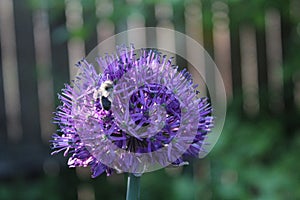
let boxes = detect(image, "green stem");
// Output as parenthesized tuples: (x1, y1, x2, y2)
(126, 173, 141, 200)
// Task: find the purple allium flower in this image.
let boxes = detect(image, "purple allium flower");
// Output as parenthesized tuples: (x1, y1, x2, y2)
(51, 45, 213, 177)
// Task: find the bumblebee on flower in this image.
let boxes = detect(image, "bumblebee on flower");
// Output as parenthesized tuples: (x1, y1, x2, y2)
(51, 45, 213, 178)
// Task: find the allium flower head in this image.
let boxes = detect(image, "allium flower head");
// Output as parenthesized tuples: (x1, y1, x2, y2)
(51, 45, 213, 177)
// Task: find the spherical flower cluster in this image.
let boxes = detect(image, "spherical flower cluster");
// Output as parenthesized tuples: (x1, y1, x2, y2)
(51, 45, 213, 177)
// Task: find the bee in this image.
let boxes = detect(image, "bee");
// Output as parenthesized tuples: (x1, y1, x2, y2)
(93, 80, 114, 110)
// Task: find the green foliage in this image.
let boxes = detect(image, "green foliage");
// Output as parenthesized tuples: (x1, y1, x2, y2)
(208, 111, 299, 199)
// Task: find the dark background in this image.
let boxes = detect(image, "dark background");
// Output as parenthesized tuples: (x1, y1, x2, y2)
(0, 0, 300, 199)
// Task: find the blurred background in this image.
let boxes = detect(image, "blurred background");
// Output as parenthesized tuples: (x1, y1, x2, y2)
(0, 0, 300, 199)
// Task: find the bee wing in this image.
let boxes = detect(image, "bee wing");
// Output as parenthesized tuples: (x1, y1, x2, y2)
(93, 88, 101, 100)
